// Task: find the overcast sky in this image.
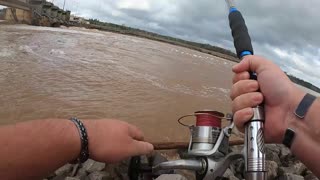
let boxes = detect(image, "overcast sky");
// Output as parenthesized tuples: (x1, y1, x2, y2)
(2, 0, 320, 87)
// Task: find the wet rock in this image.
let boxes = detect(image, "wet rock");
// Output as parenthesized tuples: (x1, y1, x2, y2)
(155, 174, 187, 180)
(82, 159, 106, 173)
(266, 160, 278, 180)
(88, 171, 110, 180)
(55, 164, 73, 176)
(278, 173, 304, 180)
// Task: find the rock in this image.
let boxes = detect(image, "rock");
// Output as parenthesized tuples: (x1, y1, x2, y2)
(304, 171, 319, 180)
(266, 160, 278, 180)
(223, 168, 234, 178)
(279, 145, 291, 158)
(88, 171, 110, 180)
(55, 164, 73, 176)
(65, 177, 81, 180)
(52, 175, 67, 180)
(280, 153, 297, 167)
(230, 145, 244, 153)
(265, 144, 281, 154)
(278, 173, 304, 180)
(278, 167, 294, 176)
(229, 175, 240, 180)
(82, 159, 106, 173)
(266, 145, 281, 165)
(75, 167, 88, 180)
(231, 159, 244, 174)
(291, 162, 307, 175)
(155, 174, 187, 180)
(278, 162, 307, 176)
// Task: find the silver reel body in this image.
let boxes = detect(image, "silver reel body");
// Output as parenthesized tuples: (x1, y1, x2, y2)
(153, 110, 243, 180)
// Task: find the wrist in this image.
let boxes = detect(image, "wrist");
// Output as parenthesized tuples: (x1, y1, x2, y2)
(277, 87, 305, 144)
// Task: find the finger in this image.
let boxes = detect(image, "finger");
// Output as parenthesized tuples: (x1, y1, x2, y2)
(233, 108, 254, 133)
(230, 80, 259, 100)
(232, 71, 250, 84)
(128, 124, 145, 141)
(232, 55, 272, 74)
(128, 140, 154, 156)
(232, 92, 263, 113)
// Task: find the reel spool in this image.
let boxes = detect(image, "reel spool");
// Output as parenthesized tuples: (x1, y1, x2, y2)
(178, 110, 232, 157)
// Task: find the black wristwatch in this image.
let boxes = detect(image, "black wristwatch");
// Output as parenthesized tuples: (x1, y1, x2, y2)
(282, 128, 295, 148)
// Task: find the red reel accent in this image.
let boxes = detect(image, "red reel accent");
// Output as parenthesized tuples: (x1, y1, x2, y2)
(195, 110, 224, 128)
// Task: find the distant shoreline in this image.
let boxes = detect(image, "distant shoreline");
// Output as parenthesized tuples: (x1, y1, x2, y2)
(76, 22, 320, 94)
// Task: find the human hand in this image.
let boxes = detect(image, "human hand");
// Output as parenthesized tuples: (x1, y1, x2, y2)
(230, 55, 304, 143)
(83, 119, 153, 163)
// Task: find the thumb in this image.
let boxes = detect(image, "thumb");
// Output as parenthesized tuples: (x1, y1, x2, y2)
(129, 140, 154, 156)
(232, 55, 272, 74)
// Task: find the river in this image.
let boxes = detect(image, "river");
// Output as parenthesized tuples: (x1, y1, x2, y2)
(0, 25, 318, 142)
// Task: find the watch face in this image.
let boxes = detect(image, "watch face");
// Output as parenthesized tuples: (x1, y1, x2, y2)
(283, 128, 295, 148)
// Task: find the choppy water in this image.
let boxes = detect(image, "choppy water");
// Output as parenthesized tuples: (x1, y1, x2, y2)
(1, 25, 317, 142)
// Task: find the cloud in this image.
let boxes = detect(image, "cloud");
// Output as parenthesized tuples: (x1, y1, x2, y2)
(51, 0, 320, 87)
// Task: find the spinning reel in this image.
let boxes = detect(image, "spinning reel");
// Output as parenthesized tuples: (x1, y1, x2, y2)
(129, 110, 244, 180)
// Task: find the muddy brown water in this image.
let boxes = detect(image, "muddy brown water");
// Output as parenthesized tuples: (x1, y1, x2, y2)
(0, 25, 241, 142)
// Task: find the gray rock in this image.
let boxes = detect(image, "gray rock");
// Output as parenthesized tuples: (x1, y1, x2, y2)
(229, 175, 240, 180)
(280, 153, 297, 167)
(88, 171, 110, 180)
(230, 145, 244, 153)
(278, 167, 294, 176)
(223, 168, 234, 178)
(292, 162, 307, 175)
(55, 164, 73, 176)
(155, 174, 187, 180)
(266, 160, 278, 180)
(82, 159, 106, 173)
(266, 145, 281, 165)
(278, 173, 304, 180)
(265, 144, 281, 154)
(279, 162, 307, 176)
(52, 175, 67, 180)
(279, 145, 291, 158)
(65, 177, 81, 180)
(230, 159, 245, 174)
(304, 171, 319, 180)
(75, 167, 88, 180)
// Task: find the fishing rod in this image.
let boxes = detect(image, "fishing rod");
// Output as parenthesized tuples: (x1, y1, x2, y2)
(225, 0, 266, 179)
(128, 1, 266, 180)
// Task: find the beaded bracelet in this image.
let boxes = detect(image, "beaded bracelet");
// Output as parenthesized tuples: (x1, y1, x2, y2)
(69, 117, 89, 163)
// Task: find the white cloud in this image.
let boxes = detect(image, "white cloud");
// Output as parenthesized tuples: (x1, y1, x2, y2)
(116, 0, 150, 11)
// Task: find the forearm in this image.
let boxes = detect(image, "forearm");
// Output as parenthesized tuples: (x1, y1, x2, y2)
(290, 94, 320, 176)
(0, 119, 80, 180)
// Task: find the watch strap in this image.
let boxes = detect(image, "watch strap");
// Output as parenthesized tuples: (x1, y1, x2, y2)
(282, 128, 295, 148)
(294, 93, 317, 119)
